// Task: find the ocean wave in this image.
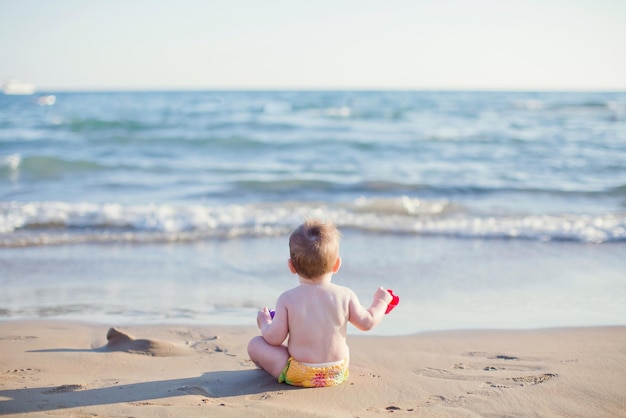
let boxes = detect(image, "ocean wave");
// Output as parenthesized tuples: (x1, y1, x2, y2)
(8, 156, 106, 178)
(65, 117, 151, 132)
(230, 179, 429, 196)
(230, 178, 626, 199)
(1, 199, 624, 247)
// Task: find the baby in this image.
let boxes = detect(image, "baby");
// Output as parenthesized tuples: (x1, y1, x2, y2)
(247, 219, 394, 387)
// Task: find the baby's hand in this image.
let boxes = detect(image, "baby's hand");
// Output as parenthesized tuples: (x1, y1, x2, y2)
(374, 287, 393, 304)
(256, 307, 273, 329)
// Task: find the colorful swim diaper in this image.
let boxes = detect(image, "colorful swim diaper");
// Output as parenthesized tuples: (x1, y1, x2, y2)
(278, 357, 349, 388)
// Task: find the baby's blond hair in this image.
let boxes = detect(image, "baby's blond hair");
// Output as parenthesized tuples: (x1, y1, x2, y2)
(289, 219, 340, 279)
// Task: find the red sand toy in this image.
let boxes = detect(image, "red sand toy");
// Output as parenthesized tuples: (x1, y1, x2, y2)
(385, 289, 400, 314)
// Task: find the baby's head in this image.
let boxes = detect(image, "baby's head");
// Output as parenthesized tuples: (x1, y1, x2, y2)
(289, 219, 340, 279)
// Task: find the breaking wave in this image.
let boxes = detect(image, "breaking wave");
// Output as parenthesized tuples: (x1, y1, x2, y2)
(1, 198, 624, 247)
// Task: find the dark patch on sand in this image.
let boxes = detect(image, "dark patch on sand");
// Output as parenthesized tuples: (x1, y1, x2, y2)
(42, 384, 85, 394)
(511, 373, 558, 385)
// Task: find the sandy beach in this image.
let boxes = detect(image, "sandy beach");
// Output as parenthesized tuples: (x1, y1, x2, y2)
(1, 321, 624, 417)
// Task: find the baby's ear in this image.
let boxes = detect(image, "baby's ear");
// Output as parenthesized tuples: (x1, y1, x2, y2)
(332, 257, 342, 273)
(287, 258, 298, 274)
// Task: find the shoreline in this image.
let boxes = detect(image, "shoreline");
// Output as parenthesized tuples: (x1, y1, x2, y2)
(1, 320, 624, 417)
(3, 235, 626, 336)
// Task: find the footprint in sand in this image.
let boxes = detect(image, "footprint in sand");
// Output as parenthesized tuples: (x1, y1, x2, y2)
(464, 351, 541, 362)
(1, 368, 41, 385)
(415, 367, 558, 389)
(4, 368, 40, 374)
(414, 351, 558, 390)
(510, 373, 558, 386)
(365, 405, 416, 413)
(177, 385, 213, 397)
(0, 335, 37, 342)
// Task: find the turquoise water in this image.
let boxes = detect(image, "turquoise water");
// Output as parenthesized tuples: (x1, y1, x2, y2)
(1, 91, 625, 333)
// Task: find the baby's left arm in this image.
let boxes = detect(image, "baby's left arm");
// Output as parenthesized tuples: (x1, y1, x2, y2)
(348, 287, 392, 331)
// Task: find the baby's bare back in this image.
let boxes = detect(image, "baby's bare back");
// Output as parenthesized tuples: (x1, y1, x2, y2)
(281, 283, 354, 364)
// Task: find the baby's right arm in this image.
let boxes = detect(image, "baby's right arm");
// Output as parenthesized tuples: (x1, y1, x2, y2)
(348, 287, 393, 331)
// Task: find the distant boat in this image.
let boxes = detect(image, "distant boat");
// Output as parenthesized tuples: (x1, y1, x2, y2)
(3, 79, 36, 95)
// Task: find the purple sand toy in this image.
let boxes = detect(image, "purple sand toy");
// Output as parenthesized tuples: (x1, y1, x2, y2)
(269, 309, 275, 319)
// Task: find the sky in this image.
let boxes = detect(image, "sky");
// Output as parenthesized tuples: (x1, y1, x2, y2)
(1, 0, 625, 91)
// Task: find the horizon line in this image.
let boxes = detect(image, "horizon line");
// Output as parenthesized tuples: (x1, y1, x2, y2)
(16, 86, 626, 94)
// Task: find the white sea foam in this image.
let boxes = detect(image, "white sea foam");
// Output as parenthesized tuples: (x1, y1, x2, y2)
(1, 153, 21, 170)
(1, 200, 624, 247)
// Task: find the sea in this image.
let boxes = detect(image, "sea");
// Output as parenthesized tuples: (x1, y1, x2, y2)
(1, 90, 625, 335)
